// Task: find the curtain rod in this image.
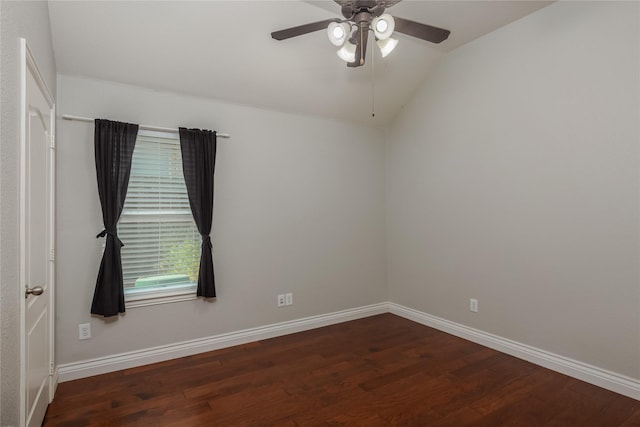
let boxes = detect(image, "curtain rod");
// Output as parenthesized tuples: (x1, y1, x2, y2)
(61, 114, 230, 139)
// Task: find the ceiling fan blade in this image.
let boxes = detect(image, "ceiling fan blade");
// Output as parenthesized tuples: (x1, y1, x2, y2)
(392, 16, 450, 44)
(271, 18, 340, 41)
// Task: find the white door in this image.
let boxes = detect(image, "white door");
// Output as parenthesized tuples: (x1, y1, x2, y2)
(20, 39, 56, 427)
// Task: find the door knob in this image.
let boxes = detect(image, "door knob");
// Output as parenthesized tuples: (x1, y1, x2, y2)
(25, 285, 44, 299)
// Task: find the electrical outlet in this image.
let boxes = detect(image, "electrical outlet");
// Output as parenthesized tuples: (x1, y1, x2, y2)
(285, 293, 293, 306)
(470, 298, 478, 313)
(277, 294, 286, 307)
(79, 323, 91, 340)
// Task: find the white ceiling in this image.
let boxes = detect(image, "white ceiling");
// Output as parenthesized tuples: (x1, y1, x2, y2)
(48, 0, 552, 126)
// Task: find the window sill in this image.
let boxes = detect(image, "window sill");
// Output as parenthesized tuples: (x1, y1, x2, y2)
(125, 284, 197, 308)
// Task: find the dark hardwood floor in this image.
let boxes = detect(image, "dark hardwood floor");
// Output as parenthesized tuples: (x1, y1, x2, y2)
(44, 314, 640, 426)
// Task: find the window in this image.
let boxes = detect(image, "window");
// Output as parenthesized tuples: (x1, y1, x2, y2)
(120, 130, 200, 306)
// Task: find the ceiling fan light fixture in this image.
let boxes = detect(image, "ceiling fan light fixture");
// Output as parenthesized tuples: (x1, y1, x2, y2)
(271, 1, 452, 69)
(372, 14, 395, 40)
(327, 22, 351, 47)
(377, 37, 398, 58)
(337, 41, 357, 63)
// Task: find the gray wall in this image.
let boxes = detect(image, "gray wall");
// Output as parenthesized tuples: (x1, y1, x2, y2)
(0, 1, 57, 425)
(386, 1, 640, 379)
(56, 75, 388, 365)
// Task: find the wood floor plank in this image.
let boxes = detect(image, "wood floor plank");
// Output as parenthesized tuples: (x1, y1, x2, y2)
(620, 409, 640, 426)
(44, 314, 638, 426)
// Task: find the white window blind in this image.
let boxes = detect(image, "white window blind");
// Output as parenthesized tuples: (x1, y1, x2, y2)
(120, 130, 200, 292)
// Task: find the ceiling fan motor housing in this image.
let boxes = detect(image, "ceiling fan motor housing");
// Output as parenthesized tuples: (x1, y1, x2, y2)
(354, 11, 373, 26)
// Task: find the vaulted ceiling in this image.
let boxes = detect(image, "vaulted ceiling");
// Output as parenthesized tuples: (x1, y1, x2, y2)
(48, 0, 552, 126)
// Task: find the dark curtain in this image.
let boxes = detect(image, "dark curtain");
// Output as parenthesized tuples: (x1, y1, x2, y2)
(91, 119, 139, 317)
(179, 127, 217, 298)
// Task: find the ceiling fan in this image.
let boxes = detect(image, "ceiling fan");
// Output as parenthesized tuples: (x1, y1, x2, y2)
(271, 0, 451, 68)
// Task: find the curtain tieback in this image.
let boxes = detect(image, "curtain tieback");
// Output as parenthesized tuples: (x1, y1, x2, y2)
(201, 235, 212, 249)
(96, 229, 124, 247)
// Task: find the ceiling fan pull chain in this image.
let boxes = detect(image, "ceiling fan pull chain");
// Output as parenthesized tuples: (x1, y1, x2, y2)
(371, 43, 375, 118)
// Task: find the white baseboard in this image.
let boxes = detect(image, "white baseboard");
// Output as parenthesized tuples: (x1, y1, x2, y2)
(57, 303, 388, 382)
(57, 301, 640, 401)
(388, 302, 640, 401)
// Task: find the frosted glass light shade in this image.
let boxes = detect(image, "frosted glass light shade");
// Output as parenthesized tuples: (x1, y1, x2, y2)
(377, 37, 398, 58)
(327, 22, 351, 47)
(337, 41, 357, 62)
(372, 14, 395, 40)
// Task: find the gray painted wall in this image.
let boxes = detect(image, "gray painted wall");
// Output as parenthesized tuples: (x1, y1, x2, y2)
(386, 1, 640, 379)
(0, 1, 56, 425)
(55, 75, 388, 365)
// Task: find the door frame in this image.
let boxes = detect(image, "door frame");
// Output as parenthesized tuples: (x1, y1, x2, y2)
(18, 38, 56, 426)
